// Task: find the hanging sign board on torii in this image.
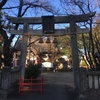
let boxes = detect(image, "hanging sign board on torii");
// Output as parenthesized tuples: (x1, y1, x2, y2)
(7, 12, 95, 36)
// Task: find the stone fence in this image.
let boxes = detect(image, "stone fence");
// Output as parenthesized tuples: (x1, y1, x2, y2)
(78, 68, 100, 100)
(0, 66, 21, 99)
(79, 68, 100, 93)
(11, 67, 21, 85)
(87, 71, 100, 89)
(1, 66, 21, 89)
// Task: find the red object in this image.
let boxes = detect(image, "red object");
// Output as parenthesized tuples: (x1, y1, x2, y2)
(18, 77, 46, 93)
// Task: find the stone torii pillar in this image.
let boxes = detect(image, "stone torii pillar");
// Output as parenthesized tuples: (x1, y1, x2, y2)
(20, 23, 29, 78)
(70, 19, 79, 89)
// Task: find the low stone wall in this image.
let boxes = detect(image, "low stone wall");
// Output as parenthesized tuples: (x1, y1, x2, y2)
(11, 67, 21, 85)
(78, 68, 100, 100)
(87, 71, 100, 89)
(0, 66, 21, 99)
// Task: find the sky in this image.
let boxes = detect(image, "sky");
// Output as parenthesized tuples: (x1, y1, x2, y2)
(2, 0, 61, 17)
(2, 0, 100, 18)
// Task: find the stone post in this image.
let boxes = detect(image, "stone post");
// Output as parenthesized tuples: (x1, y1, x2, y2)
(79, 68, 88, 93)
(78, 68, 88, 100)
(0, 66, 11, 99)
(1, 66, 11, 90)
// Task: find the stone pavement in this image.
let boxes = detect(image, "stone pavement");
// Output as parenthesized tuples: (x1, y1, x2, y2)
(7, 71, 78, 100)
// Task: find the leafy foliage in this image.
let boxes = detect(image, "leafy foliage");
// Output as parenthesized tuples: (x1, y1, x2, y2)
(57, 35, 71, 57)
(25, 63, 41, 79)
(58, 57, 66, 63)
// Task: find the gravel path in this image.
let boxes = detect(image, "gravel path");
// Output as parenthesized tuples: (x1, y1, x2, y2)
(39, 71, 74, 87)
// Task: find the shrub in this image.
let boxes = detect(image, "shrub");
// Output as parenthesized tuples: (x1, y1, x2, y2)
(25, 63, 41, 79)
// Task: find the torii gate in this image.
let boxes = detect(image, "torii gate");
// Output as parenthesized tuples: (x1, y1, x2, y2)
(7, 12, 95, 89)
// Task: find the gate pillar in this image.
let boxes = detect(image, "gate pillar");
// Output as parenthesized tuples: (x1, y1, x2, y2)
(70, 20, 79, 90)
(20, 23, 29, 79)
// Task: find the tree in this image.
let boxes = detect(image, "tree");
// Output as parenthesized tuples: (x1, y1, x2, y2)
(60, 0, 100, 70)
(60, 0, 99, 15)
(57, 35, 71, 57)
(0, 0, 57, 67)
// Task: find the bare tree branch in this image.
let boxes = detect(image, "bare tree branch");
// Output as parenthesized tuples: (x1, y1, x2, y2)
(0, 0, 7, 10)
(2, 1, 56, 15)
(18, 0, 23, 17)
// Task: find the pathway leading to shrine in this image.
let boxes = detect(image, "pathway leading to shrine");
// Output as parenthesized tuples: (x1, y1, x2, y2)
(8, 71, 78, 100)
(39, 71, 74, 87)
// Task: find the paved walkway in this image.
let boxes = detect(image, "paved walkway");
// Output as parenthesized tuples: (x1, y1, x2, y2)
(8, 71, 78, 100)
